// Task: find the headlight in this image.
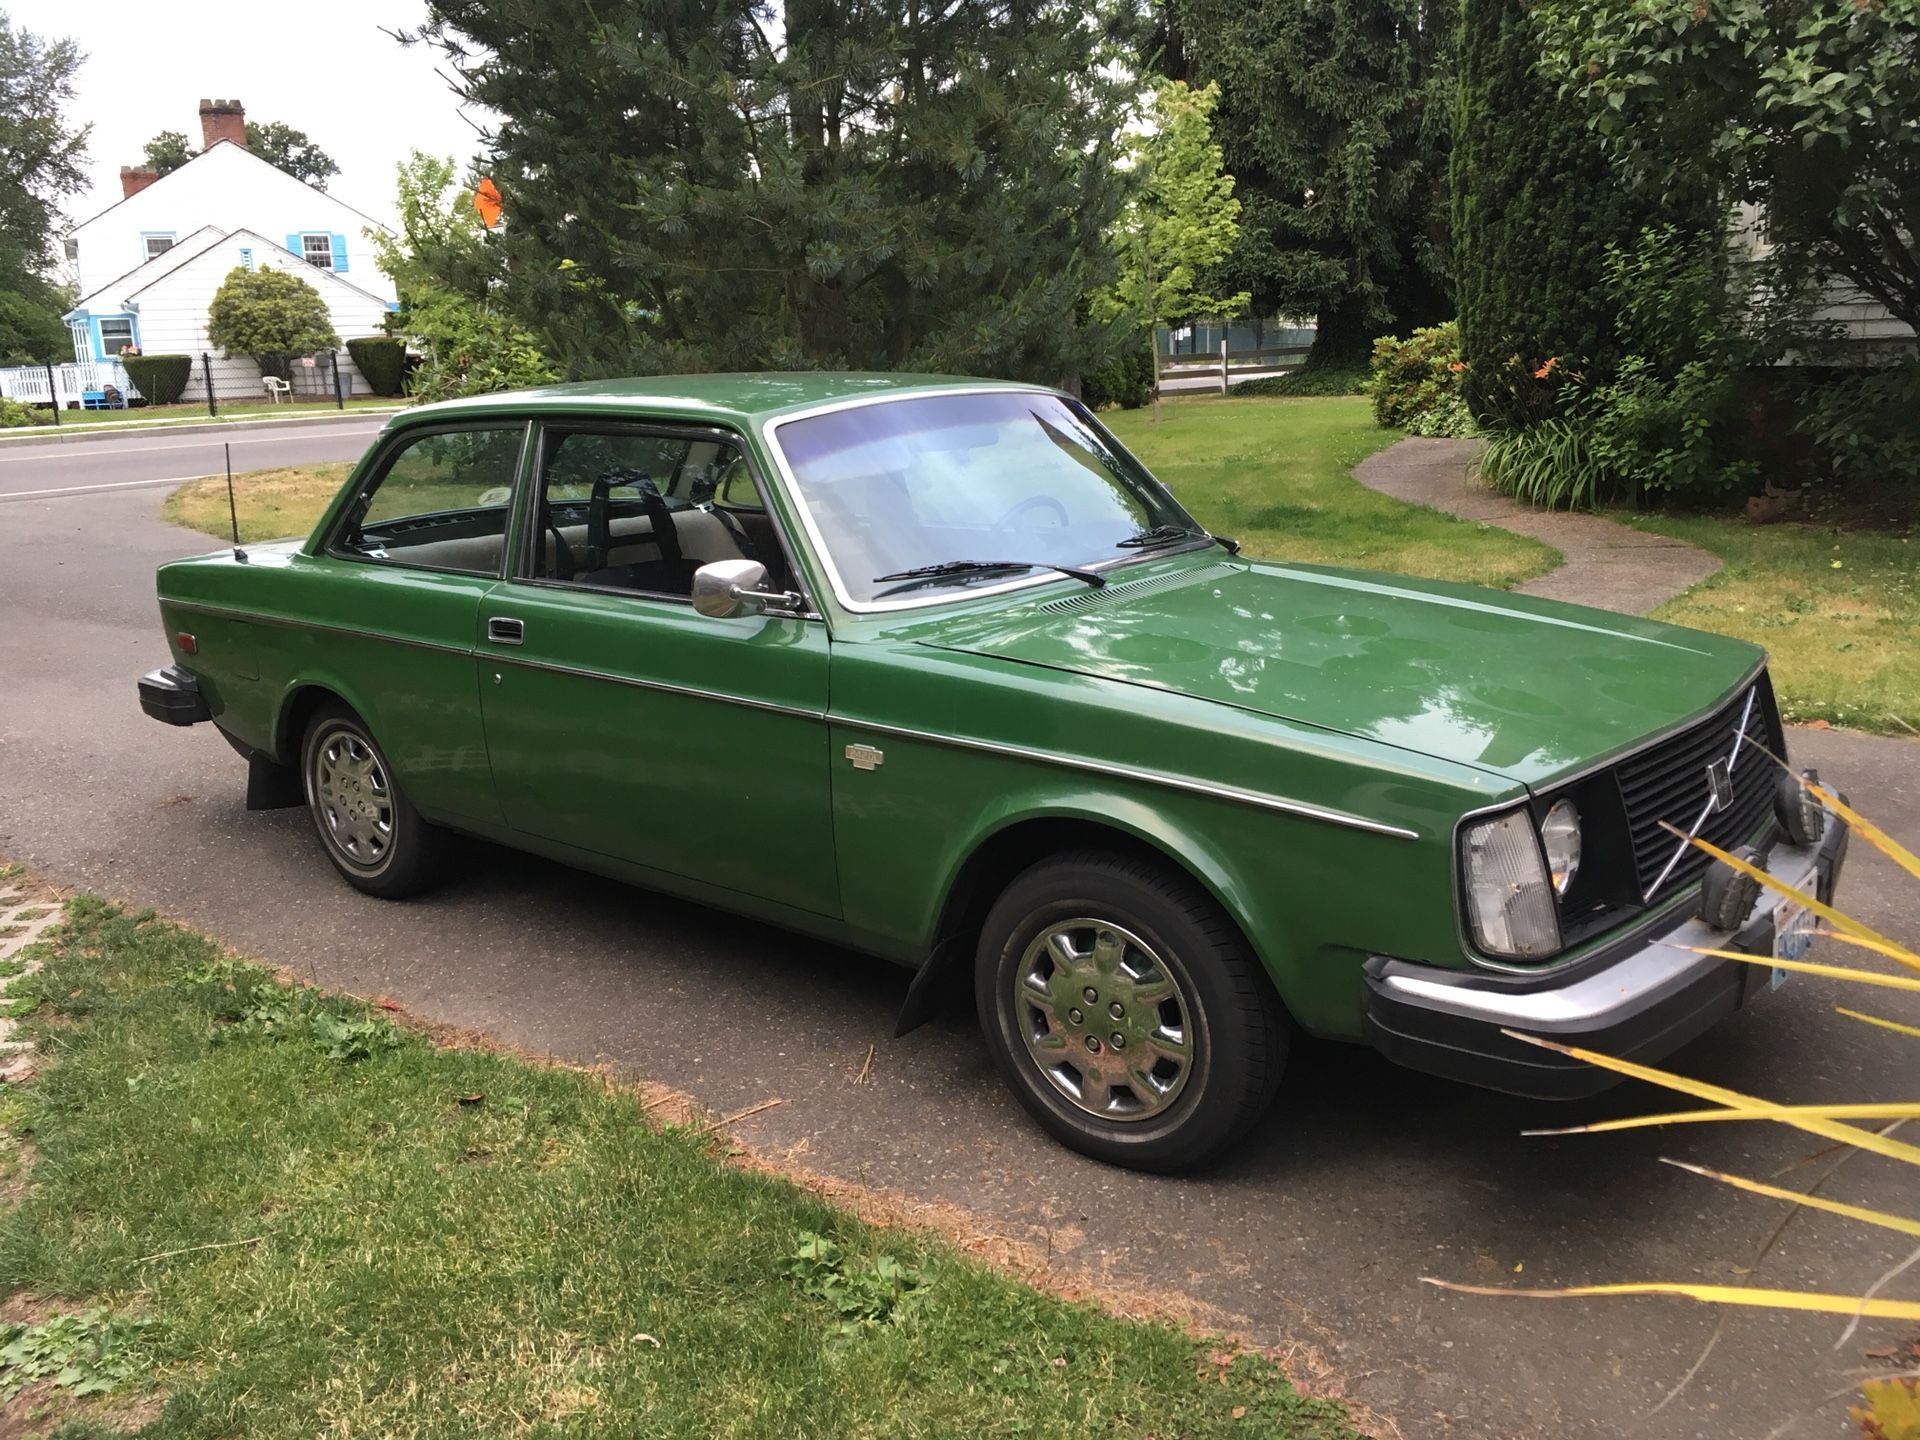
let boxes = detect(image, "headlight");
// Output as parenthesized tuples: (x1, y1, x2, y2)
(1461, 808, 1562, 959)
(1539, 798, 1582, 896)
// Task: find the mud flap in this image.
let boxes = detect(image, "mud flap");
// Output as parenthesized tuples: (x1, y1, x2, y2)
(245, 751, 303, 811)
(893, 938, 965, 1037)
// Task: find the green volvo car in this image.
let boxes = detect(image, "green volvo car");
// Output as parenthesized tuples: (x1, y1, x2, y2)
(139, 374, 1848, 1170)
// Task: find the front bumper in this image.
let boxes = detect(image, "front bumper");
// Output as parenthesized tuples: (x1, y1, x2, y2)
(1362, 809, 1850, 1099)
(138, 665, 211, 726)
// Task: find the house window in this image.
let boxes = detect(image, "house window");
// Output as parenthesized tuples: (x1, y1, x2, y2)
(98, 317, 134, 358)
(144, 234, 176, 261)
(63, 238, 79, 264)
(301, 233, 334, 270)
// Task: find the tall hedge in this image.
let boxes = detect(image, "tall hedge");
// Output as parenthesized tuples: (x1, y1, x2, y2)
(1451, 0, 1660, 427)
(346, 337, 405, 397)
(121, 353, 192, 405)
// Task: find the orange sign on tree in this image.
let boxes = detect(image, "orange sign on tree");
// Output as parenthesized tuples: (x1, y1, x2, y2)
(472, 177, 503, 229)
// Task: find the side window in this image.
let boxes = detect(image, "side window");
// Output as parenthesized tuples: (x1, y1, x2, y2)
(528, 428, 784, 598)
(331, 426, 525, 576)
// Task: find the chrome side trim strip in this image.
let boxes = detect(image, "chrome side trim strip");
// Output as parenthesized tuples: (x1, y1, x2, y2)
(163, 600, 474, 658)
(491, 653, 824, 721)
(836, 717, 1420, 840)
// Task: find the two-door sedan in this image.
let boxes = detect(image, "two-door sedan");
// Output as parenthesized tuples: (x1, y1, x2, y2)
(139, 374, 1848, 1169)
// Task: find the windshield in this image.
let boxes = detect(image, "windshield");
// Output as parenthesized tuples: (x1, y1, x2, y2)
(770, 390, 1206, 605)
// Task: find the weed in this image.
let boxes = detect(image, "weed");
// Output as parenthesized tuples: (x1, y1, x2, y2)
(786, 1231, 928, 1334)
(0, 1310, 154, 1402)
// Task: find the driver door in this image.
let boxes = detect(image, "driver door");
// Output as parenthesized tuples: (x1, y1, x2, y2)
(476, 420, 839, 919)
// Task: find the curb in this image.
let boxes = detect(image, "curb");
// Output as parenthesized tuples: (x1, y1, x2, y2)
(0, 407, 403, 450)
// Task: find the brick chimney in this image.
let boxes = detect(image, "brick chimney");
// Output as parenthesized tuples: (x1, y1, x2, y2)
(198, 97, 246, 151)
(120, 166, 161, 199)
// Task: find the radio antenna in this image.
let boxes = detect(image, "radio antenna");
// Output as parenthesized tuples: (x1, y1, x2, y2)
(226, 442, 247, 561)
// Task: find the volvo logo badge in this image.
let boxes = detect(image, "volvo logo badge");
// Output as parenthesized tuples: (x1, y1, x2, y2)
(1705, 757, 1734, 814)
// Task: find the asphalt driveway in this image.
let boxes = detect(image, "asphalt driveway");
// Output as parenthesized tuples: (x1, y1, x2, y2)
(1, 452, 1915, 1439)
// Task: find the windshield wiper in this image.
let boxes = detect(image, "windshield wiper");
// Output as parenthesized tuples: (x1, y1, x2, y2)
(871, 559, 1108, 597)
(1116, 524, 1208, 550)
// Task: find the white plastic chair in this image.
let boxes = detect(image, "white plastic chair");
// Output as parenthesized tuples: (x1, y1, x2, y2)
(262, 376, 292, 403)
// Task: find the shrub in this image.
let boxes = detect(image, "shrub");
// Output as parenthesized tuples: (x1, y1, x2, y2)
(1474, 419, 1607, 509)
(1795, 359, 1920, 494)
(1368, 322, 1476, 436)
(121, 353, 192, 405)
(1235, 365, 1368, 399)
(1081, 335, 1153, 410)
(346, 336, 406, 397)
(0, 396, 50, 429)
(207, 265, 338, 379)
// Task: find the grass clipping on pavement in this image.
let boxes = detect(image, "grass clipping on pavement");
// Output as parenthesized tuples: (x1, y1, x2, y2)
(0, 898, 1357, 1438)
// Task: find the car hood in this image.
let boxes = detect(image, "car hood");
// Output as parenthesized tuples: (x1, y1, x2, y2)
(922, 559, 1763, 788)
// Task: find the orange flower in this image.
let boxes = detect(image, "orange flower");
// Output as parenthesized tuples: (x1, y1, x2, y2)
(1533, 357, 1558, 379)
(1447, 360, 1466, 373)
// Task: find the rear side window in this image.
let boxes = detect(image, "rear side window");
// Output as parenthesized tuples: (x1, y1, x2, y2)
(331, 426, 526, 577)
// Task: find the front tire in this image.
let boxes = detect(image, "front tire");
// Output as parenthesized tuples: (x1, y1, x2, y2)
(300, 702, 444, 899)
(976, 850, 1288, 1172)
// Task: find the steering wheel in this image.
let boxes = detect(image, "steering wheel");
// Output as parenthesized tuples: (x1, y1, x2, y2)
(992, 495, 1069, 533)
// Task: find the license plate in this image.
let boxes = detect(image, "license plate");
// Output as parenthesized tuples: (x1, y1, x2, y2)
(1771, 899, 1816, 987)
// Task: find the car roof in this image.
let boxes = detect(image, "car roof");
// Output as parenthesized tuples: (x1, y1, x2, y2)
(393, 372, 1054, 428)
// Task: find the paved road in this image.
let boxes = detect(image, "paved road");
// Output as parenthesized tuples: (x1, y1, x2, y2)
(0, 419, 387, 502)
(1, 443, 1915, 1439)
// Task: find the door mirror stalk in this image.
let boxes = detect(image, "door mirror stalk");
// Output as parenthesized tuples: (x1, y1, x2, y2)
(692, 559, 805, 619)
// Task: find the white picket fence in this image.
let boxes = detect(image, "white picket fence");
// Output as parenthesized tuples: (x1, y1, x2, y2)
(0, 360, 140, 409)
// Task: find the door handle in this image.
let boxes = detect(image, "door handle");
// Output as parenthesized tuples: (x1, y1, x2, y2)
(486, 616, 524, 646)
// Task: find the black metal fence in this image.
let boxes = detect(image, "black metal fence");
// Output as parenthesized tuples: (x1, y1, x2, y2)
(0, 351, 359, 426)
(191, 350, 354, 416)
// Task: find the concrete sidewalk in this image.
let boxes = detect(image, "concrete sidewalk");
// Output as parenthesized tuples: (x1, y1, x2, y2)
(0, 406, 402, 450)
(1354, 437, 1722, 614)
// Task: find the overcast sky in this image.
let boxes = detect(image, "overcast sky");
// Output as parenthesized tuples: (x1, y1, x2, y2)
(13, 0, 488, 232)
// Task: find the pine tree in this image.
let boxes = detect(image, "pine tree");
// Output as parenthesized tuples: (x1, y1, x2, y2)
(405, 0, 1135, 384)
(1451, 0, 1683, 425)
(1162, 0, 1456, 371)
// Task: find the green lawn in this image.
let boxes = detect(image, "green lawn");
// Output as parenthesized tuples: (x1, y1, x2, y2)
(1625, 513, 1918, 733)
(1107, 395, 1554, 589)
(0, 898, 1357, 1439)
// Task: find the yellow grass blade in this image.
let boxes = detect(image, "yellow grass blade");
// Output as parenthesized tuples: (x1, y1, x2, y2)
(1808, 929, 1920, 975)
(1799, 775, 1920, 884)
(1498, 1030, 1920, 1167)
(1421, 1277, 1920, 1321)
(1668, 825, 1899, 949)
(1661, 1159, 1920, 1238)
(1838, 1007, 1920, 1041)
(1526, 1103, 1920, 1136)
(1670, 945, 1920, 992)
(1427, 1277, 1920, 1319)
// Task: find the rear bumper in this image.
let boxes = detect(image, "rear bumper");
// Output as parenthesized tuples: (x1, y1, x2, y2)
(1361, 808, 1850, 1099)
(138, 665, 211, 726)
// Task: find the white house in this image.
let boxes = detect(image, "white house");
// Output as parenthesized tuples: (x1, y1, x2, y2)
(61, 99, 398, 400)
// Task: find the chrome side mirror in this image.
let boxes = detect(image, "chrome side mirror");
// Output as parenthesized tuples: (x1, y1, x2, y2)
(691, 559, 800, 619)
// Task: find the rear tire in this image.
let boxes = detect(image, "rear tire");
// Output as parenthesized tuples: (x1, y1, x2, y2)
(975, 850, 1288, 1172)
(300, 702, 444, 899)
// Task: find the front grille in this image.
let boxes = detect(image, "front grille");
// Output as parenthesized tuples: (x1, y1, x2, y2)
(1615, 680, 1778, 900)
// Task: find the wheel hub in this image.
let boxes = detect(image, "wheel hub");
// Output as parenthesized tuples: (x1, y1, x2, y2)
(1012, 918, 1195, 1122)
(311, 728, 394, 872)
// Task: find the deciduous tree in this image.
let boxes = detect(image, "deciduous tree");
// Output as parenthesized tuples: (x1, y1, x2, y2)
(371, 152, 555, 400)
(403, 0, 1135, 384)
(207, 265, 338, 379)
(1160, 0, 1456, 371)
(141, 118, 340, 188)
(1100, 78, 1248, 417)
(0, 10, 88, 361)
(1539, 0, 1920, 338)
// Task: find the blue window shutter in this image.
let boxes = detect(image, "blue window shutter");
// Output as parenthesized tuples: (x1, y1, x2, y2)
(239, 247, 253, 271)
(330, 233, 348, 273)
(286, 233, 302, 258)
